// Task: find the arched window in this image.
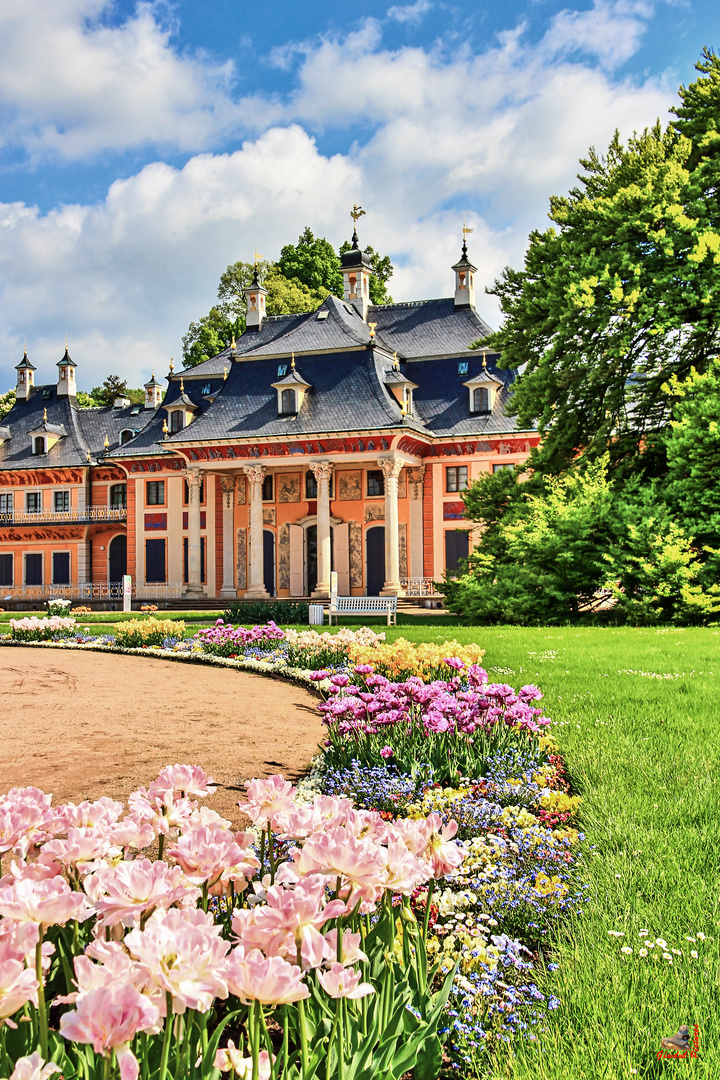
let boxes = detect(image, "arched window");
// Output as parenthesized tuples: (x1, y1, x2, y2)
(120, 429, 133, 445)
(281, 389, 296, 414)
(473, 387, 490, 413)
(33, 436, 44, 456)
(306, 471, 317, 499)
(110, 483, 127, 509)
(170, 410, 184, 432)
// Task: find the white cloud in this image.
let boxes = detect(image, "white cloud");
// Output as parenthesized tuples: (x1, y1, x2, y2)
(387, 1, 434, 23)
(0, 0, 244, 159)
(543, 0, 655, 69)
(0, 3, 677, 391)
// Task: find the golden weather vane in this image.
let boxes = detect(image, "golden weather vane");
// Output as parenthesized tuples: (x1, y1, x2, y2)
(350, 205, 366, 225)
(254, 249, 263, 266)
(462, 214, 473, 243)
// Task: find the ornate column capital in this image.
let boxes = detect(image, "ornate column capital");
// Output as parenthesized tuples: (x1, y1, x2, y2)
(183, 467, 202, 488)
(376, 457, 403, 480)
(309, 460, 334, 482)
(242, 464, 267, 485)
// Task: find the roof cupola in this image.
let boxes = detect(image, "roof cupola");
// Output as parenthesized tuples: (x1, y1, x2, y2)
(245, 266, 268, 333)
(144, 371, 163, 410)
(57, 346, 77, 397)
(452, 230, 477, 311)
(15, 347, 36, 400)
(340, 206, 373, 321)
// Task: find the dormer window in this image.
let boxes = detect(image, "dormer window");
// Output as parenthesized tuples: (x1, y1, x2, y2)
(473, 387, 490, 413)
(120, 429, 134, 445)
(170, 410, 184, 432)
(33, 436, 45, 456)
(271, 361, 311, 415)
(201, 383, 211, 396)
(277, 365, 288, 377)
(458, 362, 469, 376)
(281, 389, 296, 415)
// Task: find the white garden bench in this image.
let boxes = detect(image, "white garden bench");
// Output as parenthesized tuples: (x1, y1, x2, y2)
(327, 595, 397, 626)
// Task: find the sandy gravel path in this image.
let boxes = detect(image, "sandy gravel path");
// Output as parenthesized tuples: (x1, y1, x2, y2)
(0, 647, 324, 826)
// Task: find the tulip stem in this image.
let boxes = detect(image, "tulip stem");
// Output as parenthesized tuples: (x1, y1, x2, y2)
(158, 834, 165, 861)
(266, 823, 275, 884)
(281, 1005, 289, 1078)
(336, 998, 345, 1080)
(297, 998, 309, 1074)
(251, 1001, 260, 1080)
(159, 993, 174, 1080)
(201, 882, 208, 913)
(35, 931, 48, 1060)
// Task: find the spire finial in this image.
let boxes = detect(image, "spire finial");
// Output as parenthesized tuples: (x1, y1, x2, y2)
(462, 215, 473, 259)
(231, 332, 236, 350)
(482, 352, 488, 369)
(180, 377, 184, 393)
(169, 357, 174, 373)
(223, 366, 228, 381)
(393, 351, 399, 369)
(104, 434, 109, 449)
(151, 370, 155, 379)
(291, 352, 295, 370)
(350, 204, 365, 248)
(43, 408, 47, 422)
(162, 418, 169, 437)
(87, 450, 92, 463)
(368, 322, 377, 339)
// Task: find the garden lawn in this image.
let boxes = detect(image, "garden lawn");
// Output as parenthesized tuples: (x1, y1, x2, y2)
(374, 625, 718, 1078)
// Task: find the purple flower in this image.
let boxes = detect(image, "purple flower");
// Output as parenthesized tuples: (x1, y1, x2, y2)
(380, 745, 394, 759)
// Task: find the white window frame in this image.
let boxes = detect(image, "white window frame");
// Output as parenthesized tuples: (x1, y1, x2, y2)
(25, 490, 43, 512)
(54, 489, 70, 513)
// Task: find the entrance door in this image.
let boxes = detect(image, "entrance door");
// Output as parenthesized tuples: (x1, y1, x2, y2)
(263, 530, 275, 597)
(109, 534, 127, 582)
(306, 525, 317, 595)
(445, 530, 469, 574)
(366, 526, 385, 595)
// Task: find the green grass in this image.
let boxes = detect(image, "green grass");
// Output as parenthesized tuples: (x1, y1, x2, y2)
(382, 626, 717, 1079)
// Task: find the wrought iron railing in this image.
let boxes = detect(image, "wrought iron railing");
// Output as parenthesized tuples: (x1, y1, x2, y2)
(0, 583, 183, 601)
(0, 506, 127, 526)
(400, 577, 443, 596)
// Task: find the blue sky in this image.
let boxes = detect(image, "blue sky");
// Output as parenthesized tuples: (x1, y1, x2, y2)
(0, 0, 717, 389)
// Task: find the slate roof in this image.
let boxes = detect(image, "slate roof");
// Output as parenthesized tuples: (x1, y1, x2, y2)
(369, 298, 493, 358)
(0, 386, 158, 469)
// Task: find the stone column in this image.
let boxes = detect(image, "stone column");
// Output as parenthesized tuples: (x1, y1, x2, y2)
(243, 465, 269, 599)
(219, 475, 237, 598)
(378, 457, 404, 596)
(311, 461, 334, 599)
(184, 469, 203, 598)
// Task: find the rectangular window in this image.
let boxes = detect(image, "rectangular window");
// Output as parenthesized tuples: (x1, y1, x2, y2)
(110, 484, 127, 508)
(145, 538, 166, 583)
(25, 552, 43, 585)
(146, 481, 165, 506)
(0, 554, 13, 586)
(492, 463, 515, 473)
(0, 493, 13, 515)
(445, 530, 469, 574)
(52, 551, 71, 585)
(54, 490, 70, 512)
(262, 474, 274, 502)
(26, 491, 42, 512)
(446, 466, 468, 493)
(367, 470, 384, 497)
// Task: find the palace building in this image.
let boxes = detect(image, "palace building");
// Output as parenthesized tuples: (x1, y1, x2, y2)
(0, 232, 539, 604)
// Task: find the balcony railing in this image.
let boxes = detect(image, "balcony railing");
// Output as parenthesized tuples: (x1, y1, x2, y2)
(0, 583, 183, 601)
(0, 506, 127, 526)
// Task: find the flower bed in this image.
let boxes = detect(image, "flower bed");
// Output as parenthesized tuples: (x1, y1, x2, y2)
(0, 622, 586, 1076)
(9, 616, 77, 642)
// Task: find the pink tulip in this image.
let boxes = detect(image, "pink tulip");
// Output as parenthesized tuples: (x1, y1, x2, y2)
(150, 765, 216, 801)
(0, 938, 39, 1019)
(56, 945, 146, 1004)
(0, 876, 92, 927)
(380, 746, 394, 759)
(273, 795, 353, 840)
(51, 797, 124, 834)
(292, 828, 388, 903)
(317, 963, 374, 1000)
(0, 788, 54, 858)
(239, 877, 346, 969)
(60, 984, 161, 1080)
(124, 908, 230, 1013)
(238, 776, 297, 825)
(84, 858, 200, 928)
(167, 825, 258, 894)
(40, 826, 119, 873)
(108, 817, 156, 854)
(127, 789, 195, 837)
(7, 1053, 60, 1080)
(321, 928, 368, 967)
(214, 1043, 273, 1079)
(225, 948, 309, 1005)
(382, 841, 430, 895)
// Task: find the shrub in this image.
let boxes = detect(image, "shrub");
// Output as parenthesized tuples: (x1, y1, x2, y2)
(114, 618, 185, 648)
(223, 599, 310, 626)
